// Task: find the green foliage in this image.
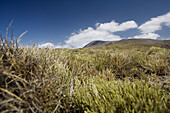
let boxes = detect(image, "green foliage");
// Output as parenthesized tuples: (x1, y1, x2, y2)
(73, 77, 169, 113)
(0, 27, 169, 112)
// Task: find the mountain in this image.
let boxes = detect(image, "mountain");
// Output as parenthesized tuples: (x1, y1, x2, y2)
(83, 40, 110, 48)
(84, 39, 170, 48)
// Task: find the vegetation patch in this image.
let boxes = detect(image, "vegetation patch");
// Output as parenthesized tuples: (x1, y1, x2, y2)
(0, 28, 170, 112)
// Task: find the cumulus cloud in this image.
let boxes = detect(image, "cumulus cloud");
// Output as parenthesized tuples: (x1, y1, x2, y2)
(139, 12, 170, 33)
(128, 33, 160, 39)
(38, 43, 55, 48)
(130, 12, 170, 40)
(97, 20, 138, 32)
(64, 20, 138, 48)
(65, 27, 121, 48)
(38, 42, 70, 48)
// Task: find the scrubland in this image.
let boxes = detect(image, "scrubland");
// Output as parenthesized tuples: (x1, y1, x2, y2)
(0, 30, 170, 112)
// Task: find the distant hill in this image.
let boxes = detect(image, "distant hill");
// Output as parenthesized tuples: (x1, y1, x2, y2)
(84, 39, 170, 48)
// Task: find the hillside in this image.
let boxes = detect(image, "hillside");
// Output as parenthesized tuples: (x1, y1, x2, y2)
(0, 36, 170, 112)
(84, 39, 170, 48)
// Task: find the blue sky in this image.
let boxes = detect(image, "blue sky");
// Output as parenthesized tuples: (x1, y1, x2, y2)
(0, 0, 170, 48)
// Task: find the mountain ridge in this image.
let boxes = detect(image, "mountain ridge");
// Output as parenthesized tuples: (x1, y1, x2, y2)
(84, 39, 170, 48)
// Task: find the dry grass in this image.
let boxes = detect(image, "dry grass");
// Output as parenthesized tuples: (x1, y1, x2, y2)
(0, 26, 170, 112)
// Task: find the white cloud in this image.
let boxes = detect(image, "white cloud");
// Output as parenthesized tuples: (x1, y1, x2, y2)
(38, 42, 70, 48)
(64, 20, 138, 48)
(128, 33, 160, 39)
(139, 12, 170, 33)
(97, 20, 138, 32)
(38, 43, 55, 48)
(65, 27, 121, 48)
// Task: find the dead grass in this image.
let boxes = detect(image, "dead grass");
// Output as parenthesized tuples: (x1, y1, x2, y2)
(0, 26, 169, 112)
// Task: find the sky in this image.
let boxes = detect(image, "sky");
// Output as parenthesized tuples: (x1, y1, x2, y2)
(0, 0, 170, 48)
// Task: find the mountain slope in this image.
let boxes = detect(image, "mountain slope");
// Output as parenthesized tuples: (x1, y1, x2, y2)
(84, 39, 170, 48)
(83, 40, 110, 48)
